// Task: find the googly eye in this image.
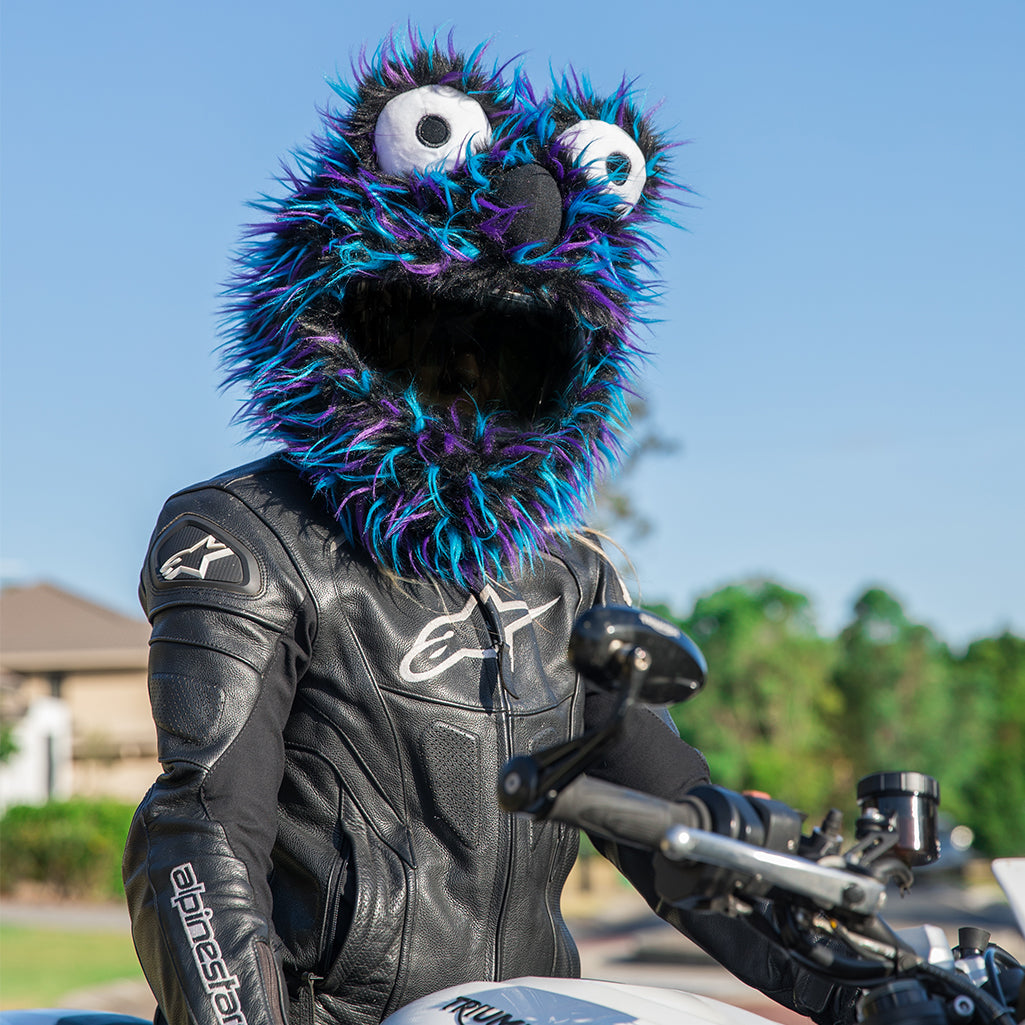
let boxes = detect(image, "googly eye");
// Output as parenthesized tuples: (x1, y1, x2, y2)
(556, 119, 647, 214)
(374, 84, 492, 177)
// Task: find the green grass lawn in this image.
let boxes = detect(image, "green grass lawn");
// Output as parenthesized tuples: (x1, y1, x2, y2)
(0, 923, 146, 1009)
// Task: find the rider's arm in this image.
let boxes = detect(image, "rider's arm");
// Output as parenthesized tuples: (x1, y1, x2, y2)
(579, 555, 856, 1025)
(584, 706, 856, 1025)
(123, 483, 315, 1025)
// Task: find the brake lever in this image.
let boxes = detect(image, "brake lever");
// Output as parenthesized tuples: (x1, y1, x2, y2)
(661, 824, 888, 918)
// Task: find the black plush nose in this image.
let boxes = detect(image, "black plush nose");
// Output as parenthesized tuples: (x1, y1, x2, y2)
(491, 163, 563, 251)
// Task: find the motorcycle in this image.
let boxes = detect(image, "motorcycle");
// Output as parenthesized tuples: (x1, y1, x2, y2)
(3, 607, 1022, 1025)
(385, 606, 1024, 1025)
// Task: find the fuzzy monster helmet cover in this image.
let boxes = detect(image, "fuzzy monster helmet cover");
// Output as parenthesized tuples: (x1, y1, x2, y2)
(221, 31, 678, 586)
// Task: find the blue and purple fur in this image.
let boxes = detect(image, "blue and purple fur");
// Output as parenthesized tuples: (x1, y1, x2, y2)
(221, 30, 679, 586)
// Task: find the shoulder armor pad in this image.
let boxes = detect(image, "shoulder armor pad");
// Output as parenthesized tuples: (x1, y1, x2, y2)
(149, 513, 261, 595)
(140, 459, 310, 627)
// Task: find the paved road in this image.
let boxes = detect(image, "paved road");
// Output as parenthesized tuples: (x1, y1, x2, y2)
(1, 880, 1021, 1023)
(1, 899, 130, 933)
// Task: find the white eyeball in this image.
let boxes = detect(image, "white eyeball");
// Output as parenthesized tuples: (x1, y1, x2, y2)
(374, 84, 492, 177)
(555, 119, 647, 214)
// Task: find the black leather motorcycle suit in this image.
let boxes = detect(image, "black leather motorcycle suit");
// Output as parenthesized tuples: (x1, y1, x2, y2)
(124, 455, 854, 1025)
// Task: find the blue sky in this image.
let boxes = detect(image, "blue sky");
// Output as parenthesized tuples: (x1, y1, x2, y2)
(2, 1, 1022, 646)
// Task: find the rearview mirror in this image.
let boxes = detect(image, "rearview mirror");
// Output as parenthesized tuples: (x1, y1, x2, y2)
(569, 605, 706, 705)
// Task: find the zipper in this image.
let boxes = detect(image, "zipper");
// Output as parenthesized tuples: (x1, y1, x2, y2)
(475, 589, 517, 977)
(475, 592, 518, 699)
(315, 856, 346, 977)
(298, 971, 323, 1025)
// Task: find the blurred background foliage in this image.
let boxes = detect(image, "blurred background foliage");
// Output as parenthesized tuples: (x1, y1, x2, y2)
(0, 582, 1020, 902)
(650, 580, 1025, 858)
(0, 798, 135, 899)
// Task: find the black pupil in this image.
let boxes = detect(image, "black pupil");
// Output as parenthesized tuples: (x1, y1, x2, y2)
(417, 114, 451, 148)
(606, 152, 631, 185)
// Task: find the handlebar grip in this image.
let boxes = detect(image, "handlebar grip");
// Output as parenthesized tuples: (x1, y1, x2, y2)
(546, 775, 709, 849)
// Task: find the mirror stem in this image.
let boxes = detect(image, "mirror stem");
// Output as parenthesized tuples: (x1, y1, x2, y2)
(498, 646, 651, 815)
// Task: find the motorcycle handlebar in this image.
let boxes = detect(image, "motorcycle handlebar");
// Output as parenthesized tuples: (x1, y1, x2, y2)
(542, 774, 888, 918)
(546, 774, 709, 849)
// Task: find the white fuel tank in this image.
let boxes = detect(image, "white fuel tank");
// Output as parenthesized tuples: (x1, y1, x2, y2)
(382, 977, 772, 1025)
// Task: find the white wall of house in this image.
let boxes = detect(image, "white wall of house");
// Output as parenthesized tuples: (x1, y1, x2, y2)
(0, 696, 73, 809)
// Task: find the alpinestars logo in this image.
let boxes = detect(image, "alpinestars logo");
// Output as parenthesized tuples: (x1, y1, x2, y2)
(150, 516, 258, 594)
(399, 585, 559, 684)
(160, 535, 235, 582)
(170, 862, 248, 1025)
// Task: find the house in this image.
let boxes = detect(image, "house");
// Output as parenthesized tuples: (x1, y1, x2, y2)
(0, 582, 157, 807)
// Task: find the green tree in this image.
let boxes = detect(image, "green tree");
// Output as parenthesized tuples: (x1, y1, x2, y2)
(0, 721, 18, 764)
(949, 632, 1025, 856)
(830, 589, 973, 802)
(653, 579, 842, 814)
(648, 581, 1019, 857)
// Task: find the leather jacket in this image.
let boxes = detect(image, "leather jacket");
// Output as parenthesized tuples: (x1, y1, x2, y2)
(123, 455, 710, 1025)
(124, 456, 853, 1025)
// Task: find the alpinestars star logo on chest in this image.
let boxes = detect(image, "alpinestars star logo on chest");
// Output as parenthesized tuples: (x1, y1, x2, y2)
(400, 585, 559, 684)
